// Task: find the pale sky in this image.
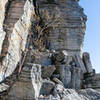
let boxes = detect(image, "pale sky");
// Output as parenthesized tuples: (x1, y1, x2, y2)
(79, 0, 100, 73)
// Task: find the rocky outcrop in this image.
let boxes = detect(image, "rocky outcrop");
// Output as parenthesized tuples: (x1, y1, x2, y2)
(38, 0, 87, 55)
(31, 64, 42, 99)
(0, 0, 35, 82)
(0, 0, 100, 100)
(0, 0, 8, 54)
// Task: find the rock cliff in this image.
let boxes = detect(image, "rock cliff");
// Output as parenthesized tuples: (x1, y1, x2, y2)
(0, 0, 100, 100)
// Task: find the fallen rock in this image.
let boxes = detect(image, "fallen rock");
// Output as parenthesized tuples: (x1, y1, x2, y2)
(40, 79, 55, 95)
(52, 77, 64, 86)
(41, 65, 56, 79)
(0, 83, 9, 93)
(51, 51, 65, 65)
(82, 52, 93, 73)
(79, 89, 100, 100)
(53, 84, 88, 100)
(6, 81, 35, 100)
(32, 50, 52, 66)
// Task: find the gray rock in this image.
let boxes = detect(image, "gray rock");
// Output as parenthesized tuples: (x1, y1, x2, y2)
(84, 74, 100, 89)
(41, 65, 56, 79)
(79, 89, 100, 100)
(31, 64, 42, 99)
(0, 0, 8, 54)
(70, 66, 82, 89)
(52, 77, 64, 86)
(51, 51, 65, 65)
(32, 50, 52, 66)
(74, 54, 87, 74)
(0, 0, 35, 82)
(6, 81, 35, 100)
(53, 84, 89, 100)
(40, 79, 55, 95)
(0, 83, 9, 93)
(59, 65, 71, 88)
(82, 52, 93, 73)
(39, 0, 87, 55)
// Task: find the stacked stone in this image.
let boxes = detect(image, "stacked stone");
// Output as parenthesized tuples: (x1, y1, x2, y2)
(38, 0, 87, 55)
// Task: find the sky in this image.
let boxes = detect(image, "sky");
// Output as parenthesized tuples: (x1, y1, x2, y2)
(79, 0, 100, 73)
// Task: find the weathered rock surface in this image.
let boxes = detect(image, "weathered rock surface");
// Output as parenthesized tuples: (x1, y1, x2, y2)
(82, 52, 93, 73)
(39, 0, 87, 55)
(0, 0, 100, 100)
(0, 83, 9, 93)
(59, 65, 71, 88)
(41, 65, 56, 78)
(31, 64, 42, 99)
(0, 0, 35, 82)
(40, 79, 55, 95)
(79, 89, 100, 100)
(70, 66, 82, 90)
(84, 74, 100, 89)
(39, 84, 89, 100)
(0, 0, 7, 54)
(74, 54, 87, 74)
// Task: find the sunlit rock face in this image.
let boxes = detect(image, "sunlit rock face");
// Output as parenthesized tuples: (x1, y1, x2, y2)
(38, 0, 87, 55)
(0, 0, 35, 82)
(0, 0, 8, 54)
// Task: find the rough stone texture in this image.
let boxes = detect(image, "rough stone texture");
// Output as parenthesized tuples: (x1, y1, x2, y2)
(51, 51, 65, 65)
(5, 64, 42, 100)
(0, 0, 100, 100)
(59, 65, 71, 88)
(84, 74, 100, 89)
(82, 52, 93, 73)
(79, 89, 100, 100)
(0, 0, 35, 82)
(39, 84, 89, 100)
(0, 0, 7, 54)
(70, 66, 82, 90)
(39, 0, 87, 55)
(41, 65, 56, 78)
(32, 50, 52, 66)
(7, 81, 34, 100)
(0, 83, 9, 92)
(52, 77, 64, 86)
(74, 54, 87, 74)
(31, 64, 42, 99)
(40, 79, 55, 95)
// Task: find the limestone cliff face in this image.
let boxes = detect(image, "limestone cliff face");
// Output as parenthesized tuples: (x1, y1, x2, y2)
(0, 0, 100, 100)
(0, 0, 35, 82)
(38, 0, 87, 55)
(0, 0, 8, 54)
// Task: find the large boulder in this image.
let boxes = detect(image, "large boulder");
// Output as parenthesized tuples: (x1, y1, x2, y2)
(40, 79, 55, 95)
